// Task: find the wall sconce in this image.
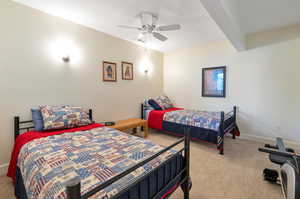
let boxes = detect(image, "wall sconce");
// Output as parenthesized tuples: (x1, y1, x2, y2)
(144, 66, 149, 74)
(60, 40, 72, 62)
(140, 58, 152, 75)
(62, 55, 70, 62)
(50, 39, 80, 63)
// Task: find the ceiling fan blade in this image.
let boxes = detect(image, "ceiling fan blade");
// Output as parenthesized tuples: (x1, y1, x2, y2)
(157, 24, 181, 31)
(153, 32, 168, 41)
(117, 25, 141, 30)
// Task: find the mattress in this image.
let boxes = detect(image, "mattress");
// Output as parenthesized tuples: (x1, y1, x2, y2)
(16, 127, 183, 199)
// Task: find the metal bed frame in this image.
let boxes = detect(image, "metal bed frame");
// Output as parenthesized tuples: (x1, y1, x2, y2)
(14, 109, 191, 199)
(141, 104, 239, 155)
(14, 109, 93, 140)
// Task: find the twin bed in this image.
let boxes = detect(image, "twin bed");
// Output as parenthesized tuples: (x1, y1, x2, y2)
(141, 102, 240, 155)
(8, 108, 191, 199)
(8, 100, 239, 199)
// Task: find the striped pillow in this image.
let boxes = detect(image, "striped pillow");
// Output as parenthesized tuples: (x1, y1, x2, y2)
(40, 105, 92, 130)
(153, 95, 174, 110)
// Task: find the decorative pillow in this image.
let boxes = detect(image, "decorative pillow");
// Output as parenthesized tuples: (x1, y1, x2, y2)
(143, 99, 154, 110)
(31, 109, 44, 131)
(148, 99, 162, 110)
(40, 105, 92, 130)
(153, 95, 174, 110)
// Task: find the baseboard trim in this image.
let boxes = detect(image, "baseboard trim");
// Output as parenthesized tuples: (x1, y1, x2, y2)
(239, 133, 300, 149)
(0, 163, 8, 176)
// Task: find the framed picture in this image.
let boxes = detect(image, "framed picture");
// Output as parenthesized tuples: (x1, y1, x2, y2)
(202, 66, 226, 97)
(103, 61, 117, 82)
(121, 62, 133, 80)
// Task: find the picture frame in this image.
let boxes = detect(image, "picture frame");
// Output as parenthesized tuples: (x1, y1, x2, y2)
(121, 62, 133, 80)
(103, 61, 117, 82)
(202, 66, 226, 97)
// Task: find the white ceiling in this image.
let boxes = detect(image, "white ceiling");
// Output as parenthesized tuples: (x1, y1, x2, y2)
(13, 0, 227, 52)
(221, 0, 300, 34)
(12, 0, 300, 52)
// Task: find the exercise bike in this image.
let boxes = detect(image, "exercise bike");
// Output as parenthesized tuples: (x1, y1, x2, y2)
(258, 138, 300, 199)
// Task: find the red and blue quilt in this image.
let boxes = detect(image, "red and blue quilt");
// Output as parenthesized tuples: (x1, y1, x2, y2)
(163, 110, 222, 132)
(17, 127, 176, 199)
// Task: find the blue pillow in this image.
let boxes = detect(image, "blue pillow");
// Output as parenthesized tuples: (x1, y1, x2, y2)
(31, 109, 44, 131)
(148, 99, 162, 110)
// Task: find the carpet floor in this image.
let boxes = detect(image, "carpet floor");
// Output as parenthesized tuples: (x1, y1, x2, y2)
(0, 129, 293, 199)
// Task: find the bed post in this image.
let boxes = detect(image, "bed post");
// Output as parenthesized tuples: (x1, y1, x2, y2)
(66, 179, 81, 199)
(141, 103, 145, 132)
(218, 112, 225, 155)
(88, 109, 93, 121)
(141, 103, 144, 119)
(232, 106, 237, 139)
(183, 128, 191, 199)
(14, 116, 20, 141)
(233, 106, 237, 120)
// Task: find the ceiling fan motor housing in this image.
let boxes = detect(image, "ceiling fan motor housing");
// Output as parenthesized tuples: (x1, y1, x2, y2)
(140, 12, 157, 33)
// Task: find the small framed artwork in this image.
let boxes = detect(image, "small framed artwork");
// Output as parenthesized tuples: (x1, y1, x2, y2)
(103, 61, 117, 82)
(122, 62, 133, 80)
(202, 66, 226, 97)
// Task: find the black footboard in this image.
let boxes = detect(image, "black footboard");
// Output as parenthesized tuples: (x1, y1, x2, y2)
(218, 106, 239, 155)
(66, 129, 191, 199)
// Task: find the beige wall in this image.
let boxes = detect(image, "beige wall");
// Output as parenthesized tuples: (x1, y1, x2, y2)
(164, 35, 300, 143)
(0, 1, 163, 167)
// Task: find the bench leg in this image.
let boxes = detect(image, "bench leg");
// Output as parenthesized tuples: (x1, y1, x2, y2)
(143, 123, 148, 138)
(132, 128, 137, 134)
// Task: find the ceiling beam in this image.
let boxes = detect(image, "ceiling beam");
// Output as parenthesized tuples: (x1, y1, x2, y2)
(200, 0, 246, 51)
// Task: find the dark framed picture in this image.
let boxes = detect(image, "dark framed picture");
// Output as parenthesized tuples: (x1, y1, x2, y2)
(202, 66, 226, 97)
(121, 62, 133, 80)
(103, 61, 117, 82)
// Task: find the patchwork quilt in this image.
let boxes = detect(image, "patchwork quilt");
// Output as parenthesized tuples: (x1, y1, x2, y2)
(18, 127, 176, 199)
(163, 109, 221, 131)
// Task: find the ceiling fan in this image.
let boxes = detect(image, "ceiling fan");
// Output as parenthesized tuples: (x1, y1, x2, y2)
(118, 12, 181, 42)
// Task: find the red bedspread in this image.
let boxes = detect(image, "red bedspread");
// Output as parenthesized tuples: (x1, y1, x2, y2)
(148, 108, 183, 130)
(7, 123, 103, 181)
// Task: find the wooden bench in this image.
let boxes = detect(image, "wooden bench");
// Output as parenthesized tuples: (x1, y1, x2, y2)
(109, 118, 148, 138)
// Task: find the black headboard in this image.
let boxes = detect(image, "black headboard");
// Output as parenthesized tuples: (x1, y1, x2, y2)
(14, 109, 93, 140)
